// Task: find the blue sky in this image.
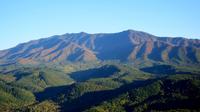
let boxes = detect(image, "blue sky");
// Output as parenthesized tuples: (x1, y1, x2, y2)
(0, 0, 200, 50)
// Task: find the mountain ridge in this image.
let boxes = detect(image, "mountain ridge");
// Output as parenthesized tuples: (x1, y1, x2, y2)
(0, 29, 200, 65)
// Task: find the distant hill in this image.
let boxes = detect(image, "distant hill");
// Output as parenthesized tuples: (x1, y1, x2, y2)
(0, 29, 200, 65)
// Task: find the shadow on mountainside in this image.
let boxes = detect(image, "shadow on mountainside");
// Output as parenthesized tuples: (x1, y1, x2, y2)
(140, 65, 194, 75)
(69, 65, 120, 82)
(35, 78, 158, 112)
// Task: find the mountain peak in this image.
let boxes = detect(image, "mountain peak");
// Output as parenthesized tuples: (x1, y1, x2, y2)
(125, 29, 137, 32)
(78, 32, 88, 34)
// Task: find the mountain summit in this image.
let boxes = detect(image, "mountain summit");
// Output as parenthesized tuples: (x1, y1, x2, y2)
(0, 30, 200, 65)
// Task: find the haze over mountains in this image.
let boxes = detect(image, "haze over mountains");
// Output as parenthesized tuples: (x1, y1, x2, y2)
(0, 29, 200, 65)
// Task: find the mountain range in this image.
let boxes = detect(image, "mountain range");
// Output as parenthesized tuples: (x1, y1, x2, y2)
(0, 29, 200, 112)
(0, 29, 200, 65)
